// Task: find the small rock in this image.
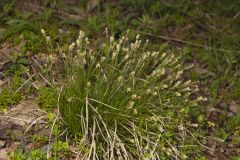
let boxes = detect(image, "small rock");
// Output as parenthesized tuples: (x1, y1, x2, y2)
(0, 148, 8, 159)
(194, 64, 215, 76)
(0, 80, 4, 93)
(0, 140, 5, 147)
(32, 80, 46, 90)
(9, 142, 21, 152)
(229, 101, 239, 114)
(58, 29, 64, 34)
(0, 80, 4, 86)
(87, 0, 100, 11)
(4, 100, 44, 126)
(228, 112, 234, 117)
(0, 99, 47, 141)
(40, 143, 52, 154)
(218, 102, 228, 109)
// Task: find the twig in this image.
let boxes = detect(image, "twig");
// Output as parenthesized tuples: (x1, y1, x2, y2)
(14, 73, 35, 94)
(31, 57, 53, 88)
(136, 30, 240, 54)
(185, 127, 214, 151)
(38, 73, 53, 88)
(0, 116, 32, 123)
(24, 115, 47, 134)
(233, 11, 240, 21)
(221, 11, 240, 32)
(75, 152, 82, 160)
(23, 3, 86, 19)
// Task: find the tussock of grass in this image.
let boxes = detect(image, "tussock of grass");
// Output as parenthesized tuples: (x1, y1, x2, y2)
(56, 30, 206, 159)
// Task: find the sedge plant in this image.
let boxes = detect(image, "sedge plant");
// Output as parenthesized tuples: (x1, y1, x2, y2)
(43, 30, 208, 159)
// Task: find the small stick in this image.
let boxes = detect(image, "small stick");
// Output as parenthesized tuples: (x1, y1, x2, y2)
(0, 116, 32, 123)
(23, 3, 86, 20)
(136, 30, 240, 54)
(31, 57, 53, 88)
(38, 72, 53, 88)
(24, 115, 47, 134)
(185, 127, 214, 151)
(14, 73, 35, 94)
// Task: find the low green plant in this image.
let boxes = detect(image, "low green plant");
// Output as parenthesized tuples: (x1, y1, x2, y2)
(0, 89, 21, 112)
(58, 30, 206, 159)
(32, 134, 48, 143)
(231, 156, 240, 160)
(52, 141, 70, 159)
(9, 149, 25, 160)
(37, 87, 57, 111)
(9, 148, 47, 160)
(27, 149, 46, 160)
(52, 141, 69, 153)
(0, 76, 23, 112)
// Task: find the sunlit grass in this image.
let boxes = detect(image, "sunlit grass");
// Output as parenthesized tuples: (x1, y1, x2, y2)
(41, 29, 207, 159)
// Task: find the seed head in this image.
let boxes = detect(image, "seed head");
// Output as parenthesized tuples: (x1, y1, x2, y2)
(116, 44, 121, 51)
(161, 52, 167, 58)
(184, 80, 192, 85)
(124, 55, 129, 60)
(127, 101, 135, 109)
(101, 57, 106, 62)
(79, 30, 85, 39)
(69, 43, 75, 51)
(46, 36, 50, 43)
(127, 88, 131, 92)
(130, 139, 134, 143)
(136, 34, 140, 40)
(41, 29, 46, 35)
(176, 92, 181, 97)
(131, 94, 137, 99)
(117, 76, 123, 82)
(152, 51, 158, 57)
(112, 52, 117, 59)
(130, 71, 135, 76)
(85, 37, 89, 44)
(146, 89, 151, 94)
(162, 85, 168, 89)
(134, 109, 138, 114)
(196, 96, 207, 101)
(110, 36, 114, 43)
(87, 82, 91, 87)
(76, 39, 80, 46)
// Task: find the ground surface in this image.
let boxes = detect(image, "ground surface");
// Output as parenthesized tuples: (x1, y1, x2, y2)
(0, 0, 240, 159)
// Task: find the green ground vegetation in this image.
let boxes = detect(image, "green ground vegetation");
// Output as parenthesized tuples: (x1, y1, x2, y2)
(0, 0, 240, 159)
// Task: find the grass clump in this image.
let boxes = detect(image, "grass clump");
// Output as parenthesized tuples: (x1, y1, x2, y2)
(59, 30, 206, 159)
